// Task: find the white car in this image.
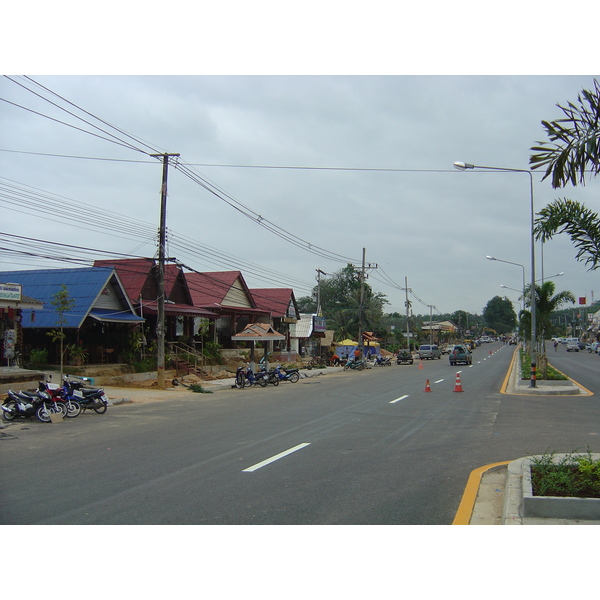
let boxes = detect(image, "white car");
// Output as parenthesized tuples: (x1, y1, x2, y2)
(566, 341, 580, 352)
(586, 341, 600, 353)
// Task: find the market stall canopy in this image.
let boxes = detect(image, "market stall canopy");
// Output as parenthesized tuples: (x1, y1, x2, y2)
(337, 339, 358, 346)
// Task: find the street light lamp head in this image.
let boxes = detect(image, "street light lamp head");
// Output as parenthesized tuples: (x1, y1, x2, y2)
(453, 161, 475, 171)
(486, 255, 495, 261)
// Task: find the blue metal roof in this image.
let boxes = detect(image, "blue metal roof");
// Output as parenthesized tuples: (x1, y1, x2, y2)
(0, 267, 140, 328)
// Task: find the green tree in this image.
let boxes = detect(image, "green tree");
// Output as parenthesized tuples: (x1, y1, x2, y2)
(310, 265, 388, 342)
(482, 296, 517, 334)
(531, 79, 600, 268)
(46, 284, 76, 379)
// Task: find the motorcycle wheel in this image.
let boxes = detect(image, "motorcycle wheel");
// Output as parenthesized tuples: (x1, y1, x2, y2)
(269, 376, 279, 386)
(357, 363, 365, 371)
(234, 374, 245, 389)
(36, 403, 59, 423)
(2, 401, 17, 421)
(289, 372, 300, 383)
(55, 402, 68, 418)
(258, 377, 268, 387)
(93, 400, 108, 414)
(343, 364, 349, 371)
(65, 399, 82, 418)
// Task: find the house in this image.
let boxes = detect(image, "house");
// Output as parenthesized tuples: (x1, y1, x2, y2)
(289, 313, 328, 359)
(1, 282, 44, 367)
(0, 267, 145, 364)
(94, 259, 218, 345)
(184, 270, 268, 348)
(249, 288, 300, 359)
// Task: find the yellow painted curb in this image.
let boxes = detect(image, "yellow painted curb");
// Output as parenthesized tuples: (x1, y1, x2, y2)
(452, 461, 511, 525)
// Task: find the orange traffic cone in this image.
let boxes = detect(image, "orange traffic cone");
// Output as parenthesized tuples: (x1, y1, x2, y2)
(424, 379, 431, 392)
(453, 372, 463, 392)
(489, 349, 492, 355)
(419, 360, 423, 369)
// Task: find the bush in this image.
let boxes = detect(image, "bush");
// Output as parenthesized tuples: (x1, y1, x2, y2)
(28, 348, 48, 369)
(189, 383, 213, 394)
(202, 341, 224, 365)
(519, 348, 567, 380)
(530, 449, 600, 498)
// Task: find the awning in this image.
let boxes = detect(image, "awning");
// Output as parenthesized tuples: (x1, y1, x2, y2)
(142, 302, 218, 319)
(88, 309, 145, 323)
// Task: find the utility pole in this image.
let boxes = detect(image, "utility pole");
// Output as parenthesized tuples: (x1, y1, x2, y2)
(151, 152, 179, 390)
(356, 248, 377, 356)
(405, 277, 411, 350)
(428, 304, 434, 345)
(315, 269, 326, 316)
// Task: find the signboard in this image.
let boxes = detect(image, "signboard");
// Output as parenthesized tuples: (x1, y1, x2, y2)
(313, 315, 326, 332)
(579, 297, 587, 305)
(0, 283, 22, 301)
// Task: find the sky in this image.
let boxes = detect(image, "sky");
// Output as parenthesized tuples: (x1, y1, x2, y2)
(2, 73, 599, 318)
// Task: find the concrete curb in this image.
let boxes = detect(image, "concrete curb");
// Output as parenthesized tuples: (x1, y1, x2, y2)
(501, 454, 600, 524)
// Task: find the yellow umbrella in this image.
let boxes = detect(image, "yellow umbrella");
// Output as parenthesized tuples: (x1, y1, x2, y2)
(337, 339, 358, 346)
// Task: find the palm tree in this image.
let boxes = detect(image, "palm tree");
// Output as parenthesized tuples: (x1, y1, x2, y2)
(534, 199, 600, 270)
(531, 79, 600, 268)
(530, 78, 600, 188)
(519, 280, 575, 378)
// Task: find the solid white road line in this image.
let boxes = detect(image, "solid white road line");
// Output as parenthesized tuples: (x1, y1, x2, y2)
(390, 394, 409, 404)
(242, 443, 311, 472)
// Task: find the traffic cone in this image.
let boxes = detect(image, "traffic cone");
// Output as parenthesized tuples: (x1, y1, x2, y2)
(424, 379, 431, 392)
(453, 372, 463, 392)
(419, 359, 423, 369)
(489, 349, 492, 355)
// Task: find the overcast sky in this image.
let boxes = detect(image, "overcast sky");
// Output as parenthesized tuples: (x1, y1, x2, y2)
(2, 74, 599, 317)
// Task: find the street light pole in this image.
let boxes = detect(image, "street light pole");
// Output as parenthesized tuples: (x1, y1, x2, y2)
(455, 161, 537, 387)
(486, 255, 525, 303)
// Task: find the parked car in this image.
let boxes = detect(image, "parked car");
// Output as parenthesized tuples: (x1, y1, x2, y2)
(586, 342, 600, 353)
(566, 341, 580, 352)
(442, 344, 455, 355)
(396, 349, 414, 365)
(418, 344, 441, 360)
(449, 344, 472, 366)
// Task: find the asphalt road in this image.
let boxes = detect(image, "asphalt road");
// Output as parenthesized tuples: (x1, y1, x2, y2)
(1, 342, 599, 524)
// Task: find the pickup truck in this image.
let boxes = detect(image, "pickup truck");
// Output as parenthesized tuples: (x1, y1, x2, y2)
(449, 344, 472, 366)
(396, 349, 414, 365)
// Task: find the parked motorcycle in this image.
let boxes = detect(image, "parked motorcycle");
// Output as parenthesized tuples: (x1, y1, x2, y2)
(234, 365, 269, 389)
(343, 359, 366, 371)
(373, 356, 391, 367)
(39, 378, 81, 418)
(272, 365, 300, 383)
(2, 388, 66, 423)
(62, 377, 109, 414)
